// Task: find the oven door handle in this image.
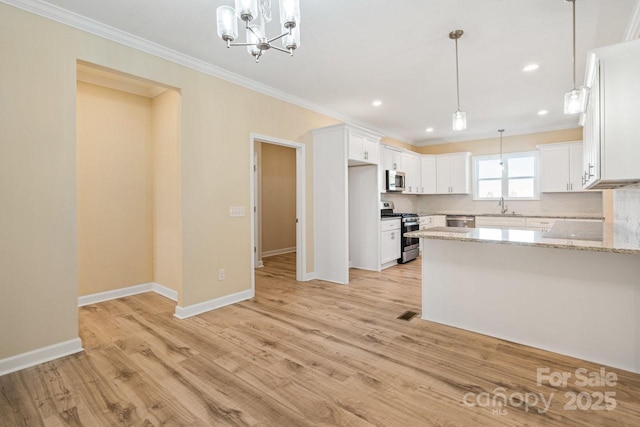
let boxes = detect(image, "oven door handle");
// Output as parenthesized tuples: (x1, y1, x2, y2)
(403, 221, 419, 227)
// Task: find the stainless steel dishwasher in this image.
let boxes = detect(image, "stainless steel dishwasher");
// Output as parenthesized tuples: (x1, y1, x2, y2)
(446, 215, 476, 228)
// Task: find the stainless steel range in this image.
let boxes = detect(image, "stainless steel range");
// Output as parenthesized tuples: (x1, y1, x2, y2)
(380, 202, 419, 264)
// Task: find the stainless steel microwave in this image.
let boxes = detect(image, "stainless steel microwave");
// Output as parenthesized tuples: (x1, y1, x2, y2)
(385, 170, 405, 192)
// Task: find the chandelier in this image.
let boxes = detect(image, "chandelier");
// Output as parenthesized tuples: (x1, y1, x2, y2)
(216, 0, 301, 63)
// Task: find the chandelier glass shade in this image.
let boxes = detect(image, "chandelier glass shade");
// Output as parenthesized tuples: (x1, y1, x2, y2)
(216, 0, 301, 62)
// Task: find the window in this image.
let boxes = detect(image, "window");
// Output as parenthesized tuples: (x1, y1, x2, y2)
(474, 151, 539, 200)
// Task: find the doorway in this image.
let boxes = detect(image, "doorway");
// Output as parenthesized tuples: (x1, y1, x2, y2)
(250, 134, 306, 287)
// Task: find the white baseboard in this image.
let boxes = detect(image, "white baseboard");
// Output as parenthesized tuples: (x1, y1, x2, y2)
(78, 283, 152, 306)
(174, 289, 254, 320)
(150, 283, 178, 302)
(380, 260, 398, 270)
(304, 272, 317, 281)
(78, 282, 178, 307)
(0, 338, 83, 377)
(262, 247, 296, 258)
(255, 260, 264, 268)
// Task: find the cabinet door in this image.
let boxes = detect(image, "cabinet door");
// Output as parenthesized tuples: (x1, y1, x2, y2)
(363, 138, 379, 164)
(450, 153, 470, 194)
(436, 155, 451, 194)
(540, 146, 570, 192)
(569, 144, 583, 191)
(381, 230, 400, 264)
(583, 63, 601, 188)
(384, 147, 402, 171)
(421, 155, 437, 194)
(431, 215, 447, 227)
(348, 134, 364, 162)
(403, 153, 420, 193)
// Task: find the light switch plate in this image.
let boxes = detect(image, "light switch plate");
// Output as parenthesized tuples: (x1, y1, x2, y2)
(229, 206, 245, 217)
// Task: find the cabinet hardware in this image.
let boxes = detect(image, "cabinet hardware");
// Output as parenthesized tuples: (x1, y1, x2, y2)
(364, 151, 368, 160)
(391, 232, 395, 240)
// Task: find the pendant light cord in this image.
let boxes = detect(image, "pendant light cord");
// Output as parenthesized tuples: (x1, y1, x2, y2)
(455, 37, 461, 110)
(498, 129, 504, 164)
(572, 0, 577, 90)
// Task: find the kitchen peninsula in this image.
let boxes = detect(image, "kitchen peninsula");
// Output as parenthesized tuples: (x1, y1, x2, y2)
(405, 221, 640, 373)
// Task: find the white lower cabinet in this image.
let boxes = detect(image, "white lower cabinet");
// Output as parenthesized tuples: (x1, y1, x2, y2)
(475, 216, 526, 229)
(431, 215, 447, 227)
(381, 219, 401, 267)
(525, 218, 558, 232)
(418, 215, 446, 253)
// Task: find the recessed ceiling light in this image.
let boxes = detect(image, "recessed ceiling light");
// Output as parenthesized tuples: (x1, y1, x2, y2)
(372, 100, 382, 107)
(537, 109, 549, 116)
(523, 64, 540, 72)
(425, 127, 434, 133)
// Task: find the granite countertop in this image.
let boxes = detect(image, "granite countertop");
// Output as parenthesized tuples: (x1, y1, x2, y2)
(405, 221, 640, 255)
(416, 212, 605, 220)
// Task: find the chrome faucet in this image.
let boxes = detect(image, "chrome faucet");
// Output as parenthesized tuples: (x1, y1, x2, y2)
(499, 197, 508, 214)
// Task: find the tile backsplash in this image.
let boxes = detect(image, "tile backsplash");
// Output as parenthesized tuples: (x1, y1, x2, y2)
(417, 192, 603, 216)
(380, 191, 603, 216)
(614, 184, 640, 232)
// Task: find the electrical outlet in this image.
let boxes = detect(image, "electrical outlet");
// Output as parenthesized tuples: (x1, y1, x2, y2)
(229, 206, 245, 217)
(218, 269, 225, 280)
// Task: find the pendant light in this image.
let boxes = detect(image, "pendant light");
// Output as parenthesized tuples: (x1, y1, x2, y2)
(564, 0, 587, 114)
(450, 30, 466, 131)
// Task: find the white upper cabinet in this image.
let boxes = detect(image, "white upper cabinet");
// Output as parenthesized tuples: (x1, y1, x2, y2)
(436, 155, 451, 194)
(420, 155, 437, 194)
(403, 152, 421, 194)
(348, 131, 379, 166)
(383, 146, 404, 171)
(539, 142, 587, 192)
(569, 144, 584, 192)
(582, 38, 640, 189)
(436, 152, 471, 194)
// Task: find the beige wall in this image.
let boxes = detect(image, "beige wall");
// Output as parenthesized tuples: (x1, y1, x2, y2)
(416, 128, 583, 155)
(76, 82, 154, 296)
(0, 4, 341, 360)
(152, 90, 182, 295)
(261, 143, 296, 254)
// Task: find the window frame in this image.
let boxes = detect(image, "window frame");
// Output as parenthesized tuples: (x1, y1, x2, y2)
(473, 151, 540, 201)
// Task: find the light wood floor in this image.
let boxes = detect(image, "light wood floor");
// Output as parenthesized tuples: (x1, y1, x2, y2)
(1, 253, 639, 426)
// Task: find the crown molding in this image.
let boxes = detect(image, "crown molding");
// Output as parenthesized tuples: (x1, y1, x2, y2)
(413, 124, 582, 147)
(624, 0, 640, 41)
(1, 0, 412, 145)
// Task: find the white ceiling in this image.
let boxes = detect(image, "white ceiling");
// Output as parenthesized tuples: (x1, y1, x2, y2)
(33, 0, 638, 145)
